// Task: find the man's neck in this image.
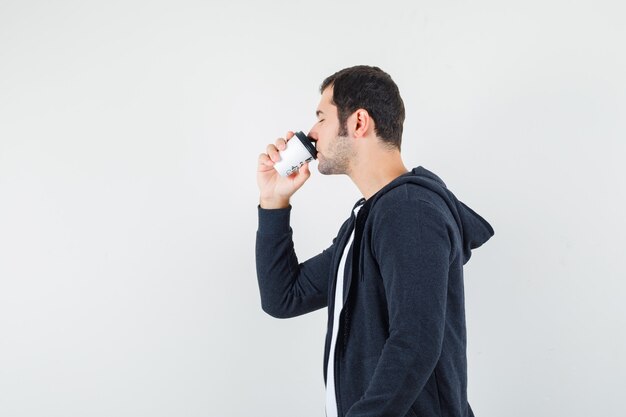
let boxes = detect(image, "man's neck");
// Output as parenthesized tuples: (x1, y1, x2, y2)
(348, 150, 408, 200)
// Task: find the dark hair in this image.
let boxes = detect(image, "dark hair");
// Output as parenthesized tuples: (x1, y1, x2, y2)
(320, 65, 405, 150)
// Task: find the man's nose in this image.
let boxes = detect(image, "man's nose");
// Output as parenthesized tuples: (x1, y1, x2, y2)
(307, 127, 318, 141)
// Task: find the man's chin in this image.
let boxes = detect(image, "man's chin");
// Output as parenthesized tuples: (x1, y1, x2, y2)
(317, 166, 331, 176)
(318, 164, 337, 176)
(317, 155, 347, 176)
(316, 155, 329, 175)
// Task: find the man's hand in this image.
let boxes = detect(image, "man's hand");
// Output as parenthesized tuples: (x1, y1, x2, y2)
(257, 131, 312, 209)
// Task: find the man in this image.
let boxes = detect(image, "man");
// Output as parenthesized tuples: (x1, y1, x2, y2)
(255, 65, 494, 417)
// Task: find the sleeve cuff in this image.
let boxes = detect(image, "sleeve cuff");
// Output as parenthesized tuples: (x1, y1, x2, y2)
(257, 205, 292, 235)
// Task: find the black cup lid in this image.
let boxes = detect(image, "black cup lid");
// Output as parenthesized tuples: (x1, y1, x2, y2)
(294, 131, 317, 159)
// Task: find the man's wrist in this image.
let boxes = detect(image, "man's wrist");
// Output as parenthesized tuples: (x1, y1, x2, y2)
(259, 196, 290, 209)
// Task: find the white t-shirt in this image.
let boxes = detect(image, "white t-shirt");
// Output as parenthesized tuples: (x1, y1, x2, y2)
(326, 205, 362, 417)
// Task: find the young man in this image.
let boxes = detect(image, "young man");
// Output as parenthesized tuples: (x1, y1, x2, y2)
(256, 65, 494, 417)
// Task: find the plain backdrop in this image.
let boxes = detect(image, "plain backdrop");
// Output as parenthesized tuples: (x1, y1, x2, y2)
(1, 1, 625, 416)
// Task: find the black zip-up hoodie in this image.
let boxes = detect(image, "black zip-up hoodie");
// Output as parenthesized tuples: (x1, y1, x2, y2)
(256, 166, 495, 417)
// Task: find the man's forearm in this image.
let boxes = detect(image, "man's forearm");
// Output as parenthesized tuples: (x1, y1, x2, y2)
(256, 206, 331, 318)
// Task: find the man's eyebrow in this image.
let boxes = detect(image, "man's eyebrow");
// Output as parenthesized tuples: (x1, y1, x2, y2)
(316, 110, 324, 117)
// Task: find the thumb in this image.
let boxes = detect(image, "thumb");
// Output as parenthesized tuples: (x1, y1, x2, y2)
(292, 162, 311, 188)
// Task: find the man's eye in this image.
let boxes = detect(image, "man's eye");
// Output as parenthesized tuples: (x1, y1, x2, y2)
(318, 119, 324, 123)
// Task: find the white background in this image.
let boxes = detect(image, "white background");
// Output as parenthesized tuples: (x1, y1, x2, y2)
(1, 1, 625, 416)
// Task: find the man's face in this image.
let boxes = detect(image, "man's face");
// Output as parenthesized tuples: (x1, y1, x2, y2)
(308, 87, 354, 175)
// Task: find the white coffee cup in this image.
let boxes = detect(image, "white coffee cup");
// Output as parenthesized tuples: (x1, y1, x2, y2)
(274, 131, 318, 177)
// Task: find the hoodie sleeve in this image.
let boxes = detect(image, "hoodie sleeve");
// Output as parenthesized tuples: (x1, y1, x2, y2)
(345, 199, 451, 417)
(255, 205, 337, 318)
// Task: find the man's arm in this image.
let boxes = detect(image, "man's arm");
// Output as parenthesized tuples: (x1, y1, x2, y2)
(256, 132, 332, 318)
(345, 199, 451, 417)
(256, 205, 338, 318)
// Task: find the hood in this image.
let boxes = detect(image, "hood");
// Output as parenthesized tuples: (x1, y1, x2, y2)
(364, 166, 495, 265)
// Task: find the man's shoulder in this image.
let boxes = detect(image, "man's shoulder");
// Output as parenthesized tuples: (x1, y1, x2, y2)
(372, 183, 447, 214)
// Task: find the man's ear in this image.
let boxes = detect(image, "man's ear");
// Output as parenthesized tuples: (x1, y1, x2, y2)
(353, 109, 371, 138)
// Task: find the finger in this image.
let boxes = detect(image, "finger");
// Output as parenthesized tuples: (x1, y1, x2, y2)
(258, 153, 274, 167)
(258, 162, 275, 173)
(266, 144, 281, 163)
(299, 161, 310, 177)
(285, 131, 295, 141)
(292, 162, 311, 187)
(275, 138, 287, 151)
